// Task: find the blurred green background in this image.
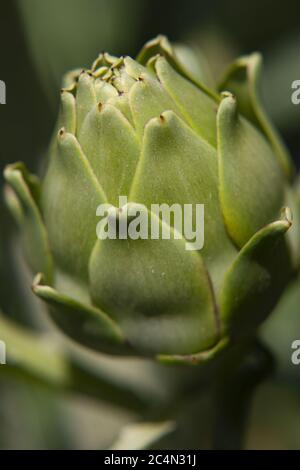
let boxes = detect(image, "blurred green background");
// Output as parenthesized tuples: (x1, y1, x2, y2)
(1, 0, 300, 449)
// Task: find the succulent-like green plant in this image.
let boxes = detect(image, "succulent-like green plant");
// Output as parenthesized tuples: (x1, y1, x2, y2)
(4, 36, 300, 364)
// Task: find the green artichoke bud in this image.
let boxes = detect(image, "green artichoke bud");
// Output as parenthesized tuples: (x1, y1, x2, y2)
(4, 36, 300, 364)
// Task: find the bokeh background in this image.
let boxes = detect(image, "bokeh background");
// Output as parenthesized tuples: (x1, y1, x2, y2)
(1, 0, 300, 449)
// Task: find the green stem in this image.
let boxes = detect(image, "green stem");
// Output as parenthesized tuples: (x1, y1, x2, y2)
(212, 339, 274, 449)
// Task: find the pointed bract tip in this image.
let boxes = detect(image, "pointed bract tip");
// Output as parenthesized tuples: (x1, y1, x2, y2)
(248, 51, 262, 66)
(58, 127, 66, 139)
(152, 34, 167, 45)
(79, 69, 92, 81)
(221, 90, 235, 100)
(281, 206, 293, 227)
(31, 272, 44, 292)
(218, 91, 238, 121)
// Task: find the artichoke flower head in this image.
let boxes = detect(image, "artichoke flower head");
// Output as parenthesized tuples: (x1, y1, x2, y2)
(4, 36, 299, 364)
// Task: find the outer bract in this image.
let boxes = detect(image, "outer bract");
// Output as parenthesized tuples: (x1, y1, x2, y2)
(4, 36, 300, 364)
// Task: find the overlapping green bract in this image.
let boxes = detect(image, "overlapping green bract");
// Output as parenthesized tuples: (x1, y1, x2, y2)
(4, 36, 299, 364)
